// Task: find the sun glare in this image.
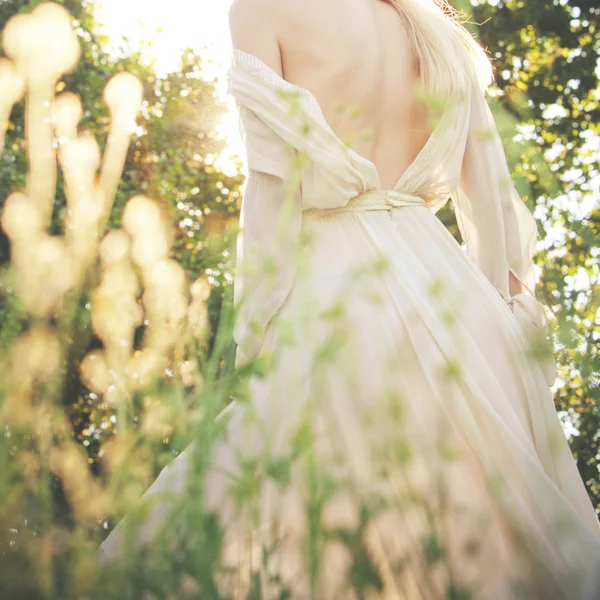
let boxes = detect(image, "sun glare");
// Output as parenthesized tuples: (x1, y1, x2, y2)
(97, 0, 244, 175)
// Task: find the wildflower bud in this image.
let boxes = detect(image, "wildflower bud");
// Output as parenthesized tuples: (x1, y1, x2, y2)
(123, 196, 169, 267)
(141, 395, 173, 438)
(104, 72, 143, 126)
(31, 3, 80, 79)
(122, 195, 162, 235)
(179, 359, 204, 388)
(99, 230, 130, 265)
(4, 4, 80, 82)
(149, 259, 186, 292)
(2, 14, 34, 67)
(79, 349, 112, 395)
(53, 92, 82, 139)
(0, 58, 25, 106)
(1, 193, 42, 240)
(191, 276, 211, 302)
(126, 349, 160, 391)
(60, 132, 102, 216)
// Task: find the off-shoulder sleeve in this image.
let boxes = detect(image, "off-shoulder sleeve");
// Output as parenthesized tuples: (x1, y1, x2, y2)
(452, 84, 539, 299)
(232, 103, 302, 367)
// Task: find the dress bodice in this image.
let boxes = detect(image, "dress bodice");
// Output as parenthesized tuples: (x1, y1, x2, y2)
(227, 48, 538, 366)
(227, 49, 471, 213)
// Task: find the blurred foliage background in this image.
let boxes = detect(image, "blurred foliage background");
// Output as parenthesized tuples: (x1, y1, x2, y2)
(0, 1, 598, 592)
(469, 0, 600, 508)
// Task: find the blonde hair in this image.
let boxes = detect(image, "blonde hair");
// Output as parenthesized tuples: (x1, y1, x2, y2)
(382, 0, 492, 97)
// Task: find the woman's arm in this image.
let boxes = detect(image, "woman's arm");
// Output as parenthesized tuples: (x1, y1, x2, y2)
(228, 0, 303, 366)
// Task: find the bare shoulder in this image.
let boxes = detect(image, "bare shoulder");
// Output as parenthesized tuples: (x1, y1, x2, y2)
(229, 0, 296, 76)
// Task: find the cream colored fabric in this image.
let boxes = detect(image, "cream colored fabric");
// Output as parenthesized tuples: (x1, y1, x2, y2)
(228, 49, 540, 367)
(98, 49, 600, 599)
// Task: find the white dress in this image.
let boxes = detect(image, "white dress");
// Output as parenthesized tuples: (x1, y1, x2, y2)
(98, 49, 600, 599)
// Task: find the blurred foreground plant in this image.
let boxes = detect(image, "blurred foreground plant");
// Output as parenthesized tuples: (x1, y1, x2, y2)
(0, 4, 235, 598)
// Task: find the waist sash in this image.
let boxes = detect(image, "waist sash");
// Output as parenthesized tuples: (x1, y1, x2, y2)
(303, 189, 427, 216)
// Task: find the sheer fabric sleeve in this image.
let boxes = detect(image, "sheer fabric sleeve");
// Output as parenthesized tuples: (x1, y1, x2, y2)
(454, 85, 557, 385)
(453, 84, 538, 300)
(232, 104, 302, 367)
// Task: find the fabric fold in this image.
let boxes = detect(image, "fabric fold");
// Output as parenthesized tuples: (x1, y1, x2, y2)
(228, 50, 377, 208)
(453, 83, 539, 299)
(231, 105, 303, 366)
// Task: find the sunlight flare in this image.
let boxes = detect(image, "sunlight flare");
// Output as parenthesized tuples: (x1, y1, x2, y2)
(97, 0, 244, 173)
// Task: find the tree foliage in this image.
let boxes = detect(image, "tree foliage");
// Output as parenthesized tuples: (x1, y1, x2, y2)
(464, 0, 600, 507)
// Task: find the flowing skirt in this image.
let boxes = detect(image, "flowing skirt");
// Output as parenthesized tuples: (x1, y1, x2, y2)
(98, 206, 600, 599)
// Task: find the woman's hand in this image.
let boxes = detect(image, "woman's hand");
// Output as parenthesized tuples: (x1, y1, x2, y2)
(509, 270, 525, 296)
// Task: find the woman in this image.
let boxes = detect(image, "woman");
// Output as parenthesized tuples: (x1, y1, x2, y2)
(99, 0, 600, 597)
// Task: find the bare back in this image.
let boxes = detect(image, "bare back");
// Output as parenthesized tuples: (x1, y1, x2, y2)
(277, 0, 431, 189)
